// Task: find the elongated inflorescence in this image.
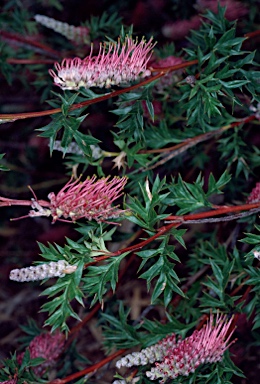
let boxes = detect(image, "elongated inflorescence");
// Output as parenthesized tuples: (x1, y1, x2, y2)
(115, 313, 235, 383)
(146, 313, 235, 382)
(9, 260, 76, 282)
(116, 334, 177, 369)
(40, 175, 127, 223)
(49, 36, 155, 90)
(35, 14, 90, 44)
(52, 140, 103, 159)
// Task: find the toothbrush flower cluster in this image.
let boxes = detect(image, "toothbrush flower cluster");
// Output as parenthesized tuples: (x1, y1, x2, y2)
(115, 313, 236, 383)
(49, 36, 155, 90)
(30, 175, 128, 223)
(0, 176, 127, 224)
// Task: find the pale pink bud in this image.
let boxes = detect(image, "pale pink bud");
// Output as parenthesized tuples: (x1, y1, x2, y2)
(49, 36, 155, 90)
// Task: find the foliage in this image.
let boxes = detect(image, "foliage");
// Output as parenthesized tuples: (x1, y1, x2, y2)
(0, 1, 259, 384)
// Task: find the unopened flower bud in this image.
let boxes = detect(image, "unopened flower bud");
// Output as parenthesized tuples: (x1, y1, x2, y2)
(9, 260, 76, 282)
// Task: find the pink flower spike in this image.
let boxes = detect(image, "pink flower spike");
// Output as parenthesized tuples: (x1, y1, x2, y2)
(247, 182, 260, 204)
(49, 36, 155, 90)
(45, 175, 128, 223)
(146, 313, 236, 382)
(17, 332, 65, 376)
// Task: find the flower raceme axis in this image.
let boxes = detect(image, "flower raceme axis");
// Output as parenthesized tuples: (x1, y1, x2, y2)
(49, 36, 155, 90)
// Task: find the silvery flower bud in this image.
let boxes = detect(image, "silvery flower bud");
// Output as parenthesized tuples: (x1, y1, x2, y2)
(9, 260, 76, 282)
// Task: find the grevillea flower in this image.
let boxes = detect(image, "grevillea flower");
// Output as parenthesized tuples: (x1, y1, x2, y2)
(115, 313, 235, 383)
(30, 175, 127, 223)
(247, 182, 260, 204)
(9, 260, 77, 282)
(0, 176, 127, 223)
(49, 36, 155, 90)
(35, 14, 90, 44)
(0, 380, 17, 384)
(17, 332, 65, 376)
(146, 313, 235, 382)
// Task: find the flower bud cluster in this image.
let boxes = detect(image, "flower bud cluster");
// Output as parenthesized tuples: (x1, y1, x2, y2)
(9, 260, 76, 282)
(116, 334, 177, 369)
(247, 182, 260, 204)
(17, 332, 65, 376)
(52, 140, 103, 159)
(35, 14, 90, 44)
(49, 36, 155, 90)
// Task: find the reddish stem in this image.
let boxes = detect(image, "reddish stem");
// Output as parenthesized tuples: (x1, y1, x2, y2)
(49, 349, 126, 384)
(7, 58, 55, 64)
(0, 30, 60, 58)
(0, 60, 198, 121)
(139, 115, 256, 154)
(166, 202, 260, 222)
(83, 202, 260, 268)
(0, 197, 50, 208)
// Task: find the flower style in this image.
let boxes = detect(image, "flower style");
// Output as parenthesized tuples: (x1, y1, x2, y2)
(9, 260, 77, 282)
(49, 36, 155, 90)
(29, 175, 127, 223)
(146, 313, 235, 382)
(247, 182, 260, 204)
(35, 14, 90, 44)
(17, 332, 65, 376)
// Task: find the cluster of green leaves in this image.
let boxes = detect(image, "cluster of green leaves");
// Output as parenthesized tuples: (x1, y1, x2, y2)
(111, 85, 155, 144)
(84, 12, 122, 40)
(37, 227, 126, 332)
(0, 350, 46, 384)
(241, 225, 260, 330)
(38, 92, 100, 156)
(167, 171, 231, 215)
(182, 6, 257, 131)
